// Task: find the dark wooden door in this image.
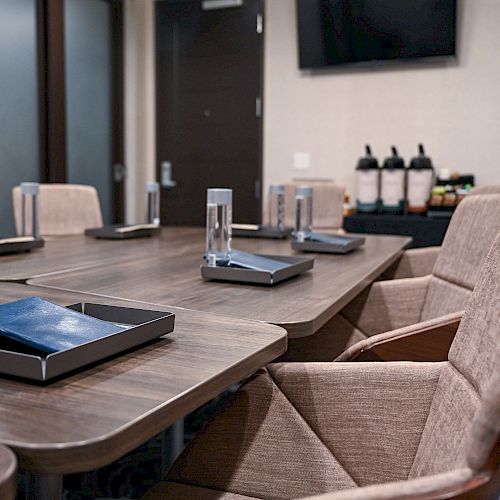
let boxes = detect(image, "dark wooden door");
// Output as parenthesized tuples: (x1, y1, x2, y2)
(156, 0, 264, 225)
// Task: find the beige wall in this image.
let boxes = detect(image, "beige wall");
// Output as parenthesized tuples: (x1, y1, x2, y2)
(263, 0, 500, 202)
(124, 0, 156, 224)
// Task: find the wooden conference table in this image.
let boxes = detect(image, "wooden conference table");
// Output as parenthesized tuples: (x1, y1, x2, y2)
(0, 227, 409, 497)
(28, 228, 412, 337)
(0, 283, 286, 499)
(0, 227, 202, 282)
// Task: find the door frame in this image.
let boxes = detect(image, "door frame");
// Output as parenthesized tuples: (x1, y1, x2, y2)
(154, 0, 265, 224)
(36, 0, 125, 222)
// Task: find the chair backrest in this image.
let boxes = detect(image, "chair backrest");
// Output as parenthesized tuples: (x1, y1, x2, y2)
(282, 181, 344, 230)
(12, 183, 103, 236)
(419, 194, 500, 321)
(410, 232, 500, 478)
(469, 185, 500, 195)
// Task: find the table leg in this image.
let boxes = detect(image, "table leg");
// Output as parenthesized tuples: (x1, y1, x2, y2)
(161, 419, 185, 475)
(25, 472, 63, 500)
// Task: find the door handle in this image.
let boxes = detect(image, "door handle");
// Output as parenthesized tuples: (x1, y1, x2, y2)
(255, 179, 261, 199)
(161, 161, 177, 188)
(256, 97, 262, 118)
(113, 163, 126, 182)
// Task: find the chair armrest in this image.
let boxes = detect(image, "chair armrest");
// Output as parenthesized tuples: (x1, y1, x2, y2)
(382, 247, 441, 280)
(335, 311, 463, 362)
(302, 467, 494, 500)
(341, 276, 431, 337)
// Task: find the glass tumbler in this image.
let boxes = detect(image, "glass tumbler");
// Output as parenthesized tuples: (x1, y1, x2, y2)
(206, 188, 232, 266)
(145, 182, 160, 225)
(295, 186, 313, 242)
(268, 184, 285, 231)
(21, 182, 40, 239)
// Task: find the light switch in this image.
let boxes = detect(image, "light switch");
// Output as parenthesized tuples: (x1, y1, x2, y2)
(294, 152, 311, 170)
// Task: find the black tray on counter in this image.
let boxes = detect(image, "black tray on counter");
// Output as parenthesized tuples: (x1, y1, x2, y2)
(85, 224, 160, 240)
(232, 224, 292, 240)
(201, 253, 314, 285)
(0, 237, 45, 255)
(0, 303, 175, 382)
(292, 233, 365, 254)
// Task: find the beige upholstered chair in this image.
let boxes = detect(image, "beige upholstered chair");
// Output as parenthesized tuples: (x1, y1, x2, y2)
(283, 194, 500, 362)
(381, 245, 441, 280)
(386, 187, 500, 279)
(144, 233, 500, 499)
(0, 445, 17, 500)
(282, 181, 344, 230)
(12, 183, 103, 236)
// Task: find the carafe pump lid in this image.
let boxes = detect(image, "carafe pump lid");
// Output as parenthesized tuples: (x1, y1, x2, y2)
(356, 145, 379, 170)
(409, 144, 433, 170)
(383, 146, 405, 170)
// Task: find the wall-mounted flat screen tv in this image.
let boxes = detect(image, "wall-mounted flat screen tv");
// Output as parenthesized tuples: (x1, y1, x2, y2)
(297, 0, 457, 69)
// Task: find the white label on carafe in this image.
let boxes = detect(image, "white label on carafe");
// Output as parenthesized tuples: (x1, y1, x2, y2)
(357, 170, 379, 203)
(381, 170, 405, 206)
(408, 170, 433, 208)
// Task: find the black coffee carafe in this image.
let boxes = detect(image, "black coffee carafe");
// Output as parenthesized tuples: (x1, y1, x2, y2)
(355, 145, 379, 213)
(381, 146, 405, 213)
(407, 144, 434, 214)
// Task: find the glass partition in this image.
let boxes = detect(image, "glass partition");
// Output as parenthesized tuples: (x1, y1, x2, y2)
(0, 0, 39, 236)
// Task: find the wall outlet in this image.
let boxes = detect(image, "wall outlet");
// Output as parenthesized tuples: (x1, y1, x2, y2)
(293, 152, 311, 170)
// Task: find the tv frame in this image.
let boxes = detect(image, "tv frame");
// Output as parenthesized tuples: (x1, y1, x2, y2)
(296, 0, 458, 71)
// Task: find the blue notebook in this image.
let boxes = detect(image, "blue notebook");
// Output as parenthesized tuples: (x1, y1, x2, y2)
(0, 297, 129, 354)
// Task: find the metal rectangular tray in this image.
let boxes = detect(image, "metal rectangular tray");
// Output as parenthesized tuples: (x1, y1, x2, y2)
(292, 234, 365, 254)
(85, 224, 160, 240)
(0, 303, 175, 382)
(232, 224, 292, 240)
(201, 254, 314, 285)
(0, 237, 45, 255)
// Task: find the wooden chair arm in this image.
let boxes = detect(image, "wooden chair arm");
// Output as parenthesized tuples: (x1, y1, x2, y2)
(417, 438, 499, 500)
(304, 439, 498, 499)
(348, 316, 462, 362)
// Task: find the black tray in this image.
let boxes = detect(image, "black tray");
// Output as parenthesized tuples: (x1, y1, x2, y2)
(292, 233, 365, 254)
(0, 237, 45, 255)
(232, 224, 292, 240)
(427, 209, 454, 219)
(0, 303, 175, 382)
(201, 254, 314, 285)
(85, 224, 160, 240)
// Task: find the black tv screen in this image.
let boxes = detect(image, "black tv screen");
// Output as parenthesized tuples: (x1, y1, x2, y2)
(297, 0, 457, 69)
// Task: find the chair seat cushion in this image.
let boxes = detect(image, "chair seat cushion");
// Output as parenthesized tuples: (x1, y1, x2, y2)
(143, 481, 259, 499)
